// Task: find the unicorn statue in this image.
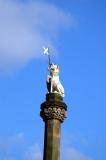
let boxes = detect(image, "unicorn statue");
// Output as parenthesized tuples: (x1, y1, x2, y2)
(43, 47, 64, 97)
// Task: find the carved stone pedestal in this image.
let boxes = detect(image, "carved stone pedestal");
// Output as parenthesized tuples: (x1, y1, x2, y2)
(40, 93, 67, 160)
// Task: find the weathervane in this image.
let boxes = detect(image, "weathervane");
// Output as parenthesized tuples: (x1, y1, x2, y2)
(43, 47, 64, 97)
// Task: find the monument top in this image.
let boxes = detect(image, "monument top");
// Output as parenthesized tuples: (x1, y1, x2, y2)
(43, 47, 65, 97)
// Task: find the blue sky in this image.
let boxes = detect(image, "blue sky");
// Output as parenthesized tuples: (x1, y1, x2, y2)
(0, 0, 106, 160)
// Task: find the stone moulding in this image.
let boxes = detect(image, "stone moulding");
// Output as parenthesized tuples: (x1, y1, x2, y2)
(40, 95, 67, 123)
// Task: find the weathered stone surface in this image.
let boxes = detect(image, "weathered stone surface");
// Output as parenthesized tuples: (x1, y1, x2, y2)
(40, 93, 67, 123)
(41, 106, 66, 122)
(43, 119, 60, 160)
(40, 93, 67, 160)
(46, 93, 63, 102)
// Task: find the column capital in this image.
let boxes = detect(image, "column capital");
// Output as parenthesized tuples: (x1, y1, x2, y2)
(40, 93, 67, 123)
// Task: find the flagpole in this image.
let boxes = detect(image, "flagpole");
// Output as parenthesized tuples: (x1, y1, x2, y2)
(48, 53, 51, 66)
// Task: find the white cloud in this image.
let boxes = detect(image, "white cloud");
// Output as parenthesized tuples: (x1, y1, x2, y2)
(24, 144, 42, 160)
(61, 132, 93, 160)
(0, 132, 25, 160)
(0, 0, 72, 70)
(9, 132, 25, 144)
(0, 133, 24, 149)
(62, 147, 93, 160)
(0, 133, 42, 160)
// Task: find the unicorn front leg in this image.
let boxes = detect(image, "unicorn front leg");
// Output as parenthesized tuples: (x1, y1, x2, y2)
(50, 77, 53, 93)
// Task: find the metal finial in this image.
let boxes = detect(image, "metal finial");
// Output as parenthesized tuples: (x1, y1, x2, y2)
(43, 47, 51, 66)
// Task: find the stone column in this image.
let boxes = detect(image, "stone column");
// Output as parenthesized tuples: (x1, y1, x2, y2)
(40, 93, 67, 160)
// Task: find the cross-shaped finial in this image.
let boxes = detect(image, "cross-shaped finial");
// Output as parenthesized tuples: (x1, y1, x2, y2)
(43, 47, 50, 55)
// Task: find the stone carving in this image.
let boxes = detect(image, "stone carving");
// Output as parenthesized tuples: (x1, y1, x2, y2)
(43, 47, 64, 97)
(47, 64, 64, 97)
(41, 106, 66, 122)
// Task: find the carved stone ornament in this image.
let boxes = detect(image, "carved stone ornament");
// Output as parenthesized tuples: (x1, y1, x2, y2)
(40, 93, 67, 122)
(40, 106, 66, 122)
